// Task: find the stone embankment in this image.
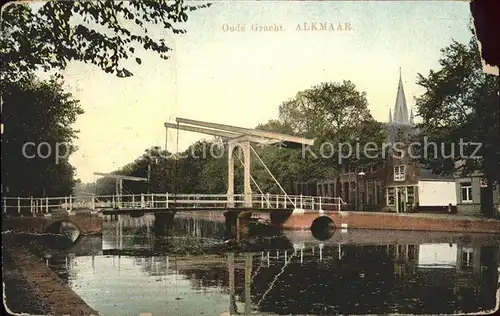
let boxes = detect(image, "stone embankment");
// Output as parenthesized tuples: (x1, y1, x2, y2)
(3, 234, 99, 316)
(282, 211, 500, 233)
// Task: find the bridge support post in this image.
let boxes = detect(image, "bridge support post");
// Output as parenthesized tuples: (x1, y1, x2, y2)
(17, 197, 20, 215)
(227, 143, 235, 208)
(228, 253, 237, 315)
(242, 140, 252, 208)
(244, 252, 253, 315)
(224, 210, 251, 241)
(153, 211, 176, 237)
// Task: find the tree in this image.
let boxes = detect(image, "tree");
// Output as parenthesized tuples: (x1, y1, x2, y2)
(278, 81, 373, 139)
(415, 36, 499, 217)
(253, 120, 329, 193)
(277, 81, 386, 175)
(1, 75, 83, 196)
(1, 0, 211, 86)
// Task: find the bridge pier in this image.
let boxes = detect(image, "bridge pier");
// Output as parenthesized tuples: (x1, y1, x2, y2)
(269, 210, 293, 227)
(224, 210, 252, 241)
(153, 212, 176, 237)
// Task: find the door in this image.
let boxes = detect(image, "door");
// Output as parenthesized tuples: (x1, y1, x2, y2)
(397, 188, 406, 213)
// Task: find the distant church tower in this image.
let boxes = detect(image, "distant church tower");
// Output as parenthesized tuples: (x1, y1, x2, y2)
(389, 68, 411, 125)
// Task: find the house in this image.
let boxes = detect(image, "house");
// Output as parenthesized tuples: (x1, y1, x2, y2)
(294, 69, 459, 213)
(455, 173, 499, 216)
(359, 71, 456, 213)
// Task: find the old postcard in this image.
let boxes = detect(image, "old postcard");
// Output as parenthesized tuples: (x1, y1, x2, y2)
(1, 0, 499, 315)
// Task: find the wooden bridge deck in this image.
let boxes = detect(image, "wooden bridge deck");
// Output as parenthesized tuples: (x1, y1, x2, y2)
(101, 207, 295, 215)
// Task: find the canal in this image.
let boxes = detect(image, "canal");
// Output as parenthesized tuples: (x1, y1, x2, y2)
(42, 213, 499, 315)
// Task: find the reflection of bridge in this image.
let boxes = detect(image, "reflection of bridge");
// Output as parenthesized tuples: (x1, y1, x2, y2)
(45, 213, 499, 314)
(98, 215, 500, 256)
(53, 239, 498, 315)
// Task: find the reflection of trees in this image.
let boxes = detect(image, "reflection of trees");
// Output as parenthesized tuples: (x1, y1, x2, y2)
(102, 216, 227, 251)
(253, 245, 396, 315)
(95, 217, 500, 314)
(174, 217, 226, 239)
(149, 244, 498, 315)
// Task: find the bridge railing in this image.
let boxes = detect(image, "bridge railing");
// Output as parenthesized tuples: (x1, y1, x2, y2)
(2, 196, 75, 216)
(3, 193, 346, 214)
(253, 194, 344, 212)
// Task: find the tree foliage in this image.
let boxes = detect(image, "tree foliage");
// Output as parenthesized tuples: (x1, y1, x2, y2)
(414, 36, 499, 215)
(1, 0, 211, 86)
(278, 80, 386, 173)
(278, 81, 373, 139)
(1, 75, 83, 196)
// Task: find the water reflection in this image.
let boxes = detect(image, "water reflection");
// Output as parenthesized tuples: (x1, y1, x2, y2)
(43, 220, 81, 249)
(45, 214, 499, 315)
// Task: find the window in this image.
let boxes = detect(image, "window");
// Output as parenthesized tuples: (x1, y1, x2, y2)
(394, 165, 405, 181)
(387, 187, 395, 206)
(376, 181, 383, 204)
(343, 182, 349, 202)
(370, 164, 377, 173)
(367, 181, 374, 204)
(480, 177, 488, 188)
(407, 186, 415, 205)
(350, 182, 356, 204)
(461, 247, 473, 270)
(349, 166, 355, 174)
(461, 182, 472, 202)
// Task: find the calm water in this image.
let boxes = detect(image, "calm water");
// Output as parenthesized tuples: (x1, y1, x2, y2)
(45, 213, 500, 316)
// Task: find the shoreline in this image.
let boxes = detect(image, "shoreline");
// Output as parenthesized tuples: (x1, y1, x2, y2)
(281, 210, 500, 234)
(2, 235, 99, 316)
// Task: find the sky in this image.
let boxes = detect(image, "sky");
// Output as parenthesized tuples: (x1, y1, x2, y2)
(42, 1, 473, 183)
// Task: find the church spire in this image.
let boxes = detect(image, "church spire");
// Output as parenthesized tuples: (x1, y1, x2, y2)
(392, 68, 409, 124)
(388, 108, 392, 123)
(410, 107, 414, 125)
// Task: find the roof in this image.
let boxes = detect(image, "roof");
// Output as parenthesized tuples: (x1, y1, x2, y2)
(392, 70, 410, 124)
(418, 168, 455, 180)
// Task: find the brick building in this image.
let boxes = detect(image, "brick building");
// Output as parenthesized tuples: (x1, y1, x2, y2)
(294, 70, 458, 212)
